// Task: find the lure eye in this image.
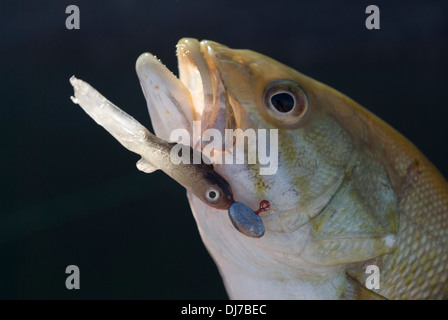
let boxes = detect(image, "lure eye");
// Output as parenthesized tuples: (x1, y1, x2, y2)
(263, 80, 308, 126)
(205, 187, 221, 203)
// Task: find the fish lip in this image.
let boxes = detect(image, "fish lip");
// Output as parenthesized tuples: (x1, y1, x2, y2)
(176, 38, 212, 127)
(177, 38, 235, 139)
(135, 51, 197, 142)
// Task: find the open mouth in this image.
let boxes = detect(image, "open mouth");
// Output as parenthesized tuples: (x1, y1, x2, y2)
(136, 38, 230, 148)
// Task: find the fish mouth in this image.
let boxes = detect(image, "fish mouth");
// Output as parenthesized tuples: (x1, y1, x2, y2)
(136, 38, 237, 149)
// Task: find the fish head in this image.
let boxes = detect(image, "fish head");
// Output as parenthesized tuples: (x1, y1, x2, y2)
(136, 39, 397, 298)
(137, 38, 352, 232)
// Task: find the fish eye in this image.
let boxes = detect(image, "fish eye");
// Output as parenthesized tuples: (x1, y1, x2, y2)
(205, 187, 221, 203)
(263, 80, 308, 126)
(270, 92, 295, 113)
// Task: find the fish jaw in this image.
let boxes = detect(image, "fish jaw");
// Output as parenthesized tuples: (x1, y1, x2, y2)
(136, 38, 238, 145)
(187, 191, 350, 299)
(136, 52, 196, 141)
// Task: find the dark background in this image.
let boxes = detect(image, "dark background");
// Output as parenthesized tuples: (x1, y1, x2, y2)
(0, 0, 447, 299)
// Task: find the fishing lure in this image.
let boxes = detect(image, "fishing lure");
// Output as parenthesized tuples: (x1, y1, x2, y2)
(70, 76, 267, 237)
(70, 76, 232, 210)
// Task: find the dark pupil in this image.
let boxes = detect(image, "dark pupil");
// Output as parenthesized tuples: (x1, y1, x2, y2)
(271, 92, 295, 113)
(209, 191, 217, 199)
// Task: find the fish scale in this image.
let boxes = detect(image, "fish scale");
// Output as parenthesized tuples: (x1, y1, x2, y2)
(379, 161, 448, 299)
(331, 86, 448, 299)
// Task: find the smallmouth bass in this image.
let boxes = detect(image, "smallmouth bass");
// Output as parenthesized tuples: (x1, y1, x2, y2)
(137, 39, 448, 299)
(72, 38, 448, 299)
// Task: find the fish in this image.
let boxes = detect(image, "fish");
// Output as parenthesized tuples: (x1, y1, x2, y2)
(134, 38, 448, 300)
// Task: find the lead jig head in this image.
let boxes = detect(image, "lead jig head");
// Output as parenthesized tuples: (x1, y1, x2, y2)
(228, 200, 270, 238)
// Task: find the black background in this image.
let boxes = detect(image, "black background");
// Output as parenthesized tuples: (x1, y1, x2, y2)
(0, 0, 447, 299)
